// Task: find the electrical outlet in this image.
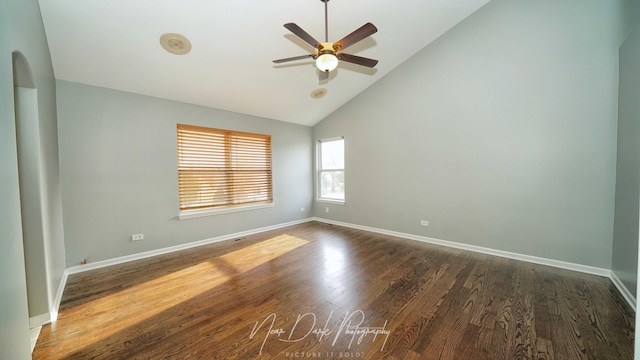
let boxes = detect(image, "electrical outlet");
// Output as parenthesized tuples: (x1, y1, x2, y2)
(131, 233, 144, 241)
(301, 207, 305, 212)
(420, 220, 429, 227)
(325, 207, 329, 213)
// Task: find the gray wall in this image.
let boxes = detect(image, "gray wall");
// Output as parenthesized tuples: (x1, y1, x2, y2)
(57, 80, 313, 266)
(613, 23, 640, 296)
(14, 86, 50, 319)
(313, 0, 638, 268)
(1, 0, 66, 358)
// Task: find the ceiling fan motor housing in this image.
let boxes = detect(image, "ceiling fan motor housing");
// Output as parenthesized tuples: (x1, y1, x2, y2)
(318, 43, 336, 55)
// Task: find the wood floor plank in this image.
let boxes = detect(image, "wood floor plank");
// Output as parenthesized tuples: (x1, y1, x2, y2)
(33, 222, 634, 359)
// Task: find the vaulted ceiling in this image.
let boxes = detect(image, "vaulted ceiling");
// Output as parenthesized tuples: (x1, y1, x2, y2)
(38, 0, 491, 126)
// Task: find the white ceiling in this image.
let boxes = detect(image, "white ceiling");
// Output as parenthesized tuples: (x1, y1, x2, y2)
(38, 0, 490, 126)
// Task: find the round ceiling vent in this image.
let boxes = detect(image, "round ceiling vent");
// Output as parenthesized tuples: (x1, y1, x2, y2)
(160, 33, 192, 55)
(310, 88, 327, 99)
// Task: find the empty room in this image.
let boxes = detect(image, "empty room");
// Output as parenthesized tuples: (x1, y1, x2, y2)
(2, 0, 640, 359)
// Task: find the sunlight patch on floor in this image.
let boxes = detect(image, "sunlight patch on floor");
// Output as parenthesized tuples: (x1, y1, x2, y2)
(46, 234, 308, 358)
(217, 234, 310, 273)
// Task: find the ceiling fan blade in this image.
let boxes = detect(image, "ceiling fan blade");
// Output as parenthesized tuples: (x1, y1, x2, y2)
(333, 22, 378, 51)
(273, 54, 315, 64)
(337, 53, 378, 68)
(318, 70, 329, 81)
(284, 23, 322, 49)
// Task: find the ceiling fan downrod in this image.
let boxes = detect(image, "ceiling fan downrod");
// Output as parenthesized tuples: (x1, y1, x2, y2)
(322, 0, 329, 43)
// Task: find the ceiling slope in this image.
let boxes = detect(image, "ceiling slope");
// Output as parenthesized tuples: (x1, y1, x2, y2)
(38, 0, 490, 126)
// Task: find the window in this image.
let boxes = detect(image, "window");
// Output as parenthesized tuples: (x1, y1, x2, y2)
(177, 124, 272, 215)
(317, 137, 345, 202)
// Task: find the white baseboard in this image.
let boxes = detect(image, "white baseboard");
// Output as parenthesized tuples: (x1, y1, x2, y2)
(312, 217, 636, 309)
(29, 312, 50, 329)
(312, 217, 610, 276)
(30, 326, 42, 353)
(50, 216, 636, 322)
(50, 269, 69, 322)
(65, 218, 313, 275)
(31, 269, 68, 326)
(610, 270, 636, 310)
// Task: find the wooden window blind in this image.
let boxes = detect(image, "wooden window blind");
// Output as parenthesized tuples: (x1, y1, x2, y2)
(177, 124, 272, 211)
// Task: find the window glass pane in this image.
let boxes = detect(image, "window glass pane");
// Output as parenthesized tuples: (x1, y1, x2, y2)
(320, 170, 344, 200)
(321, 139, 344, 170)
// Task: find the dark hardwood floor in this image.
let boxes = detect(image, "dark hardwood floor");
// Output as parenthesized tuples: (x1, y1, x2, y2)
(33, 222, 634, 359)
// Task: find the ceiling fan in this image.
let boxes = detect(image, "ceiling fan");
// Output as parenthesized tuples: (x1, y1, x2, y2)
(273, 0, 378, 80)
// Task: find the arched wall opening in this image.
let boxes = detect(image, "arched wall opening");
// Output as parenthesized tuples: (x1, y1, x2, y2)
(12, 51, 52, 326)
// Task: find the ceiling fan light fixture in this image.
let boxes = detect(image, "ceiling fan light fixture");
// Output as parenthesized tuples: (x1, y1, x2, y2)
(316, 53, 338, 72)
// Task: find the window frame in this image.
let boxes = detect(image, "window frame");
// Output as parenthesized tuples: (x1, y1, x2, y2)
(177, 124, 274, 219)
(316, 136, 346, 204)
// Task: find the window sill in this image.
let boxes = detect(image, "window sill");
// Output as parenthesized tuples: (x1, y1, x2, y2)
(316, 198, 346, 205)
(179, 202, 274, 220)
